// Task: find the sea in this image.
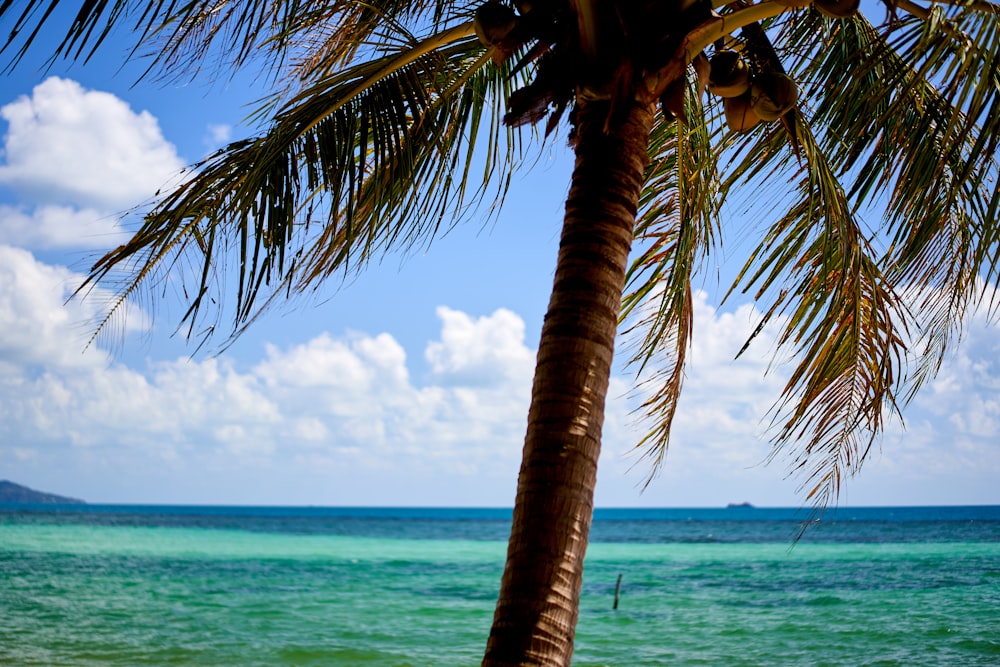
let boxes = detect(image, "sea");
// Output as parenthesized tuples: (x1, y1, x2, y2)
(1, 505, 998, 666)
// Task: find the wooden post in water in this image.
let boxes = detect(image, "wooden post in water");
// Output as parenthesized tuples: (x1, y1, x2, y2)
(613, 573, 622, 610)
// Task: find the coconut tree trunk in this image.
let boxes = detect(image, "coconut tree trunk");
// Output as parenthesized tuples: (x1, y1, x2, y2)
(483, 100, 654, 667)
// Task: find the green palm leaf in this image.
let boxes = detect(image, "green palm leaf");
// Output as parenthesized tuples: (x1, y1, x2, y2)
(622, 78, 722, 477)
(79, 20, 521, 343)
(737, 113, 907, 506)
(1, 2, 476, 74)
(787, 7, 1000, 396)
(710, 4, 998, 504)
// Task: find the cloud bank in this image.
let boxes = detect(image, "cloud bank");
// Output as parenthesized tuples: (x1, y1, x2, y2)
(2, 252, 996, 506)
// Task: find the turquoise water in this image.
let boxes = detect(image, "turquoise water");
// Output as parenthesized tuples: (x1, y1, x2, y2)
(2, 506, 998, 666)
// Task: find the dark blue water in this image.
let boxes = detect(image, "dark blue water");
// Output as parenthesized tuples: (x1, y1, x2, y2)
(3, 503, 997, 542)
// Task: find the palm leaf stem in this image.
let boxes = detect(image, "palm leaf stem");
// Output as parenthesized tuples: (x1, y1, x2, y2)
(644, 0, 794, 101)
(289, 21, 475, 137)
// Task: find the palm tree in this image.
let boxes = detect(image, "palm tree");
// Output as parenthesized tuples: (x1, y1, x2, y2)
(3, 1, 998, 664)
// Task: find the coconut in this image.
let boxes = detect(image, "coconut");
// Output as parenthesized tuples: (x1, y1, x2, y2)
(475, 1, 518, 46)
(708, 50, 751, 98)
(749, 72, 798, 121)
(815, 0, 860, 17)
(724, 95, 762, 132)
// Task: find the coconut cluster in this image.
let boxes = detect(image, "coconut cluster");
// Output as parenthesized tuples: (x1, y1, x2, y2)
(706, 49, 800, 132)
(704, 0, 861, 132)
(473, 0, 545, 56)
(474, 1, 519, 47)
(474, 0, 860, 132)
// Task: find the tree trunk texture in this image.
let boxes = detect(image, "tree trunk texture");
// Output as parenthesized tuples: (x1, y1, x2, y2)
(483, 100, 654, 667)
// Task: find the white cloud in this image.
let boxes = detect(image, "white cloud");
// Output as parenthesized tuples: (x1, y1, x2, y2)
(920, 318, 1000, 436)
(205, 123, 232, 147)
(0, 244, 113, 370)
(0, 77, 185, 212)
(618, 293, 788, 460)
(252, 308, 534, 464)
(256, 330, 412, 396)
(0, 204, 128, 249)
(873, 313, 1000, 483)
(0, 297, 537, 501)
(596, 293, 794, 504)
(0, 78, 543, 503)
(425, 306, 535, 386)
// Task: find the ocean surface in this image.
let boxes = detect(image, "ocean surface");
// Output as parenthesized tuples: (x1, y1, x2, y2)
(1, 505, 998, 666)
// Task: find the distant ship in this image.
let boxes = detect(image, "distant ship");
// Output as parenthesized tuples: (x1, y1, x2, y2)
(726, 502, 754, 509)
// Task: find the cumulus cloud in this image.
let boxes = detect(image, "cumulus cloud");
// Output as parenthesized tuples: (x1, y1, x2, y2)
(0, 77, 185, 213)
(0, 301, 536, 501)
(919, 302, 1000, 405)
(884, 311, 1000, 473)
(205, 123, 232, 148)
(0, 77, 189, 252)
(0, 75, 995, 506)
(0, 204, 128, 249)
(425, 306, 534, 385)
(253, 309, 535, 466)
(0, 78, 540, 503)
(594, 292, 792, 504)
(0, 244, 114, 370)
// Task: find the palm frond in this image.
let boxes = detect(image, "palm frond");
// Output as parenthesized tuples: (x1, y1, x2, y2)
(0, 0, 270, 69)
(693, 3, 998, 505)
(0, 1, 477, 75)
(785, 8, 1000, 399)
(79, 25, 521, 345)
(727, 108, 908, 508)
(622, 78, 722, 478)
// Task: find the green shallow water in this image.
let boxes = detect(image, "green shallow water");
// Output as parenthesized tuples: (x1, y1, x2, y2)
(2, 519, 999, 666)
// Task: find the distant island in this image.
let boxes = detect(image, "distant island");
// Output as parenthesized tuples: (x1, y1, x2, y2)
(0, 480, 85, 504)
(727, 502, 755, 509)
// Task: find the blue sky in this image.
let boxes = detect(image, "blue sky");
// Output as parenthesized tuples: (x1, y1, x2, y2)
(0, 20, 998, 507)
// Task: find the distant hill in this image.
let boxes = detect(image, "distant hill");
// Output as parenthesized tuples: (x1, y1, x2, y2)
(0, 480, 85, 504)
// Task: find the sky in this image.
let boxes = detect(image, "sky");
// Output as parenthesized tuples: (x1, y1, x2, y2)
(0, 15, 998, 508)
